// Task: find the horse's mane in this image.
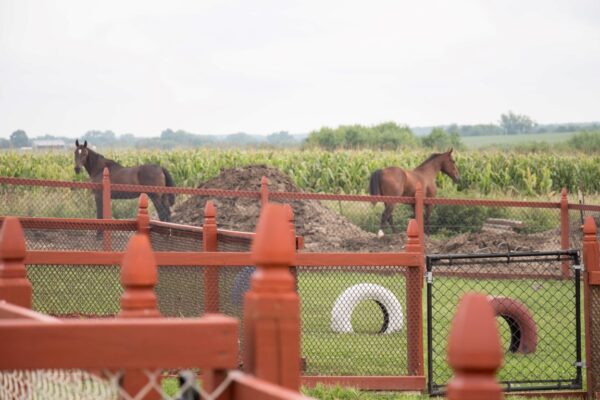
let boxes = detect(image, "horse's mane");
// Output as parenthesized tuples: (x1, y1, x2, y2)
(416, 152, 444, 169)
(85, 147, 122, 175)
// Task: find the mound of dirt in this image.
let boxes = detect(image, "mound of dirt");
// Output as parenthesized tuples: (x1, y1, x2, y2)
(433, 228, 561, 254)
(170, 165, 385, 252)
(170, 165, 566, 255)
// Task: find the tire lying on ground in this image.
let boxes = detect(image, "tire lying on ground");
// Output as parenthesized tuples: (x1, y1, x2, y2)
(331, 283, 404, 334)
(488, 295, 538, 354)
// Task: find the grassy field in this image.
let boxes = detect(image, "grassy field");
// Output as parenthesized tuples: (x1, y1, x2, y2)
(461, 131, 576, 149)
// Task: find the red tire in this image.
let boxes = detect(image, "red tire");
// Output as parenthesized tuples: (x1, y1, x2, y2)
(487, 296, 537, 354)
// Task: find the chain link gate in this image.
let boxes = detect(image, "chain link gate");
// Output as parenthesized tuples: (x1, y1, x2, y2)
(426, 250, 582, 395)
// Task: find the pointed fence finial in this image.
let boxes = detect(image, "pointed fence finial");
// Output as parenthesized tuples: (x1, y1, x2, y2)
(0, 217, 31, 308)
(447, 293, 504, 400)
(137, 194, 150, 235)
(251, 203, 295, 269)
(406, 219, 420, 248)
(119, 233, 160, 318)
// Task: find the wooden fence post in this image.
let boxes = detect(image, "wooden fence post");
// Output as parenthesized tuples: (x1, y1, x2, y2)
(0, 217, 31, 309)
(284, 204, 299, 293)
(583, 216, 600, 398)
(137, 193, 150, 235)
(405, 219, 424, 377)
(260, 176, 269, 208)
(447, 293, 504, 400)
(244, 203, 301, 391)
(560, 188, 571, 278)
(415, 182, 425, 245)
(118, 232, 161, 399)
(102, 167, 112, 251)
(203, 201, 219, 314)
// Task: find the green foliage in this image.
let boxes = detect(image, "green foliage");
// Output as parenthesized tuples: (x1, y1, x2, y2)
(2, 148, 600, 196)
(304, 122, 418, 150)
(420, 128, 464, 151)
(566, 130, 600, 153)
(10, 130, 30, 148)
(499, 111, 536, 134)
(429, 205, 509, 235)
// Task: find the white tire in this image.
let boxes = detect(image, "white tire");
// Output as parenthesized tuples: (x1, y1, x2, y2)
(331, 283, 404, 334)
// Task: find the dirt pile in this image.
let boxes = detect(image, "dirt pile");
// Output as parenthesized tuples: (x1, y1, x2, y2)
(434, 228, 561, 254)
(170, 165, 384, 251)
(170, 165, 568, 254)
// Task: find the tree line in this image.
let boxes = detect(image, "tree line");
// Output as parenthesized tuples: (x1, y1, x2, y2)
(3, 111, 598, 151)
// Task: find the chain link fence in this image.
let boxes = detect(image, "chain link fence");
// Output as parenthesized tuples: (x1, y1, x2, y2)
(426, 250, 582, 395)
(297, 265, 420, 377)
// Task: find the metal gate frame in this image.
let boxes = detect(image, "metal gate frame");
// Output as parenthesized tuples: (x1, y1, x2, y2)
(426, 250, 582, 395)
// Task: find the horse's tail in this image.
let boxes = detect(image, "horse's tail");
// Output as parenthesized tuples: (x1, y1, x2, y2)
(162, 167, 176, 206)
(369, 169, 382, 205)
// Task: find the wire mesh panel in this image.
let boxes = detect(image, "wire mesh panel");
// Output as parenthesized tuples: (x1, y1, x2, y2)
(426, 250, 582, 395)
(149, 224, 203, 252)
(27, 265, 122, 317)
(0, 184, 98, 219)
(156, 266, 205, 317)
(298, 266, 412, 376)
(424, 204, 563, 255)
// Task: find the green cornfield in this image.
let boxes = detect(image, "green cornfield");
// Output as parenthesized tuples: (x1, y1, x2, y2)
(1, 149, 599, 196)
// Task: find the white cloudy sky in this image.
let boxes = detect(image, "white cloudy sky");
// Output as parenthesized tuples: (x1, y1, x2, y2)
(0, 0, 599, 138)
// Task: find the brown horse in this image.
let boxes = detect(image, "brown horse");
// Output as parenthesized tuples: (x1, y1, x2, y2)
(369, 149, 460, 237)
(74, 140, 175, 222)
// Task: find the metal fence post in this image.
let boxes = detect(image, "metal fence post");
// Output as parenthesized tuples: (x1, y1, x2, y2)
(244, 203, 300, 390)
(102, 167, 112, 251)
(203, 201, 219, 314)
(447, 293, 503, 400)
(118, 231, 161, 399)
(405, 219, 424, 377)
(0, 217, 31, 309)
(583, 216, 600, 398)
(560, 188, 570, 278)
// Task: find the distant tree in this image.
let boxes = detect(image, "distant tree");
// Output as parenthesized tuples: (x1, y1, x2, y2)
(421, 128, 464, 150)
(266, 131, 296, 147)
(82, 130, 117, 147)
(0, 138, 10, 149)
(118, 133, 137, 146)
(304, 122, 417, 150)
(499, 111, 536, 134)
(225, 132, 257, 145)
(10, 130, 30, 148)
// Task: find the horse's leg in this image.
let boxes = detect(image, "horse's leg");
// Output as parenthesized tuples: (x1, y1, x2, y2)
(378, 203, 394, 238)
(161, 194, 172, 222)
(149, 193, 168, 222)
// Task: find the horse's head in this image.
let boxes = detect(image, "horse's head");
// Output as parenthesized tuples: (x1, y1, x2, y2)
(74, 139, 89, 174)
(441, 148, 460, 184)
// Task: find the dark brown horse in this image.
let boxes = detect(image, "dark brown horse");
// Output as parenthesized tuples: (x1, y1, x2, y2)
(369, 149, 460, 237)
(74, 140, 175, 222)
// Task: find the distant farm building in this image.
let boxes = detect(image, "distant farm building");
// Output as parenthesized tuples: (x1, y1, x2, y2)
(31, 139, 67, 151)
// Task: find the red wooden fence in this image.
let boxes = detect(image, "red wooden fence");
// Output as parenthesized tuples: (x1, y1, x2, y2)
(0, 204, 311, 400)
